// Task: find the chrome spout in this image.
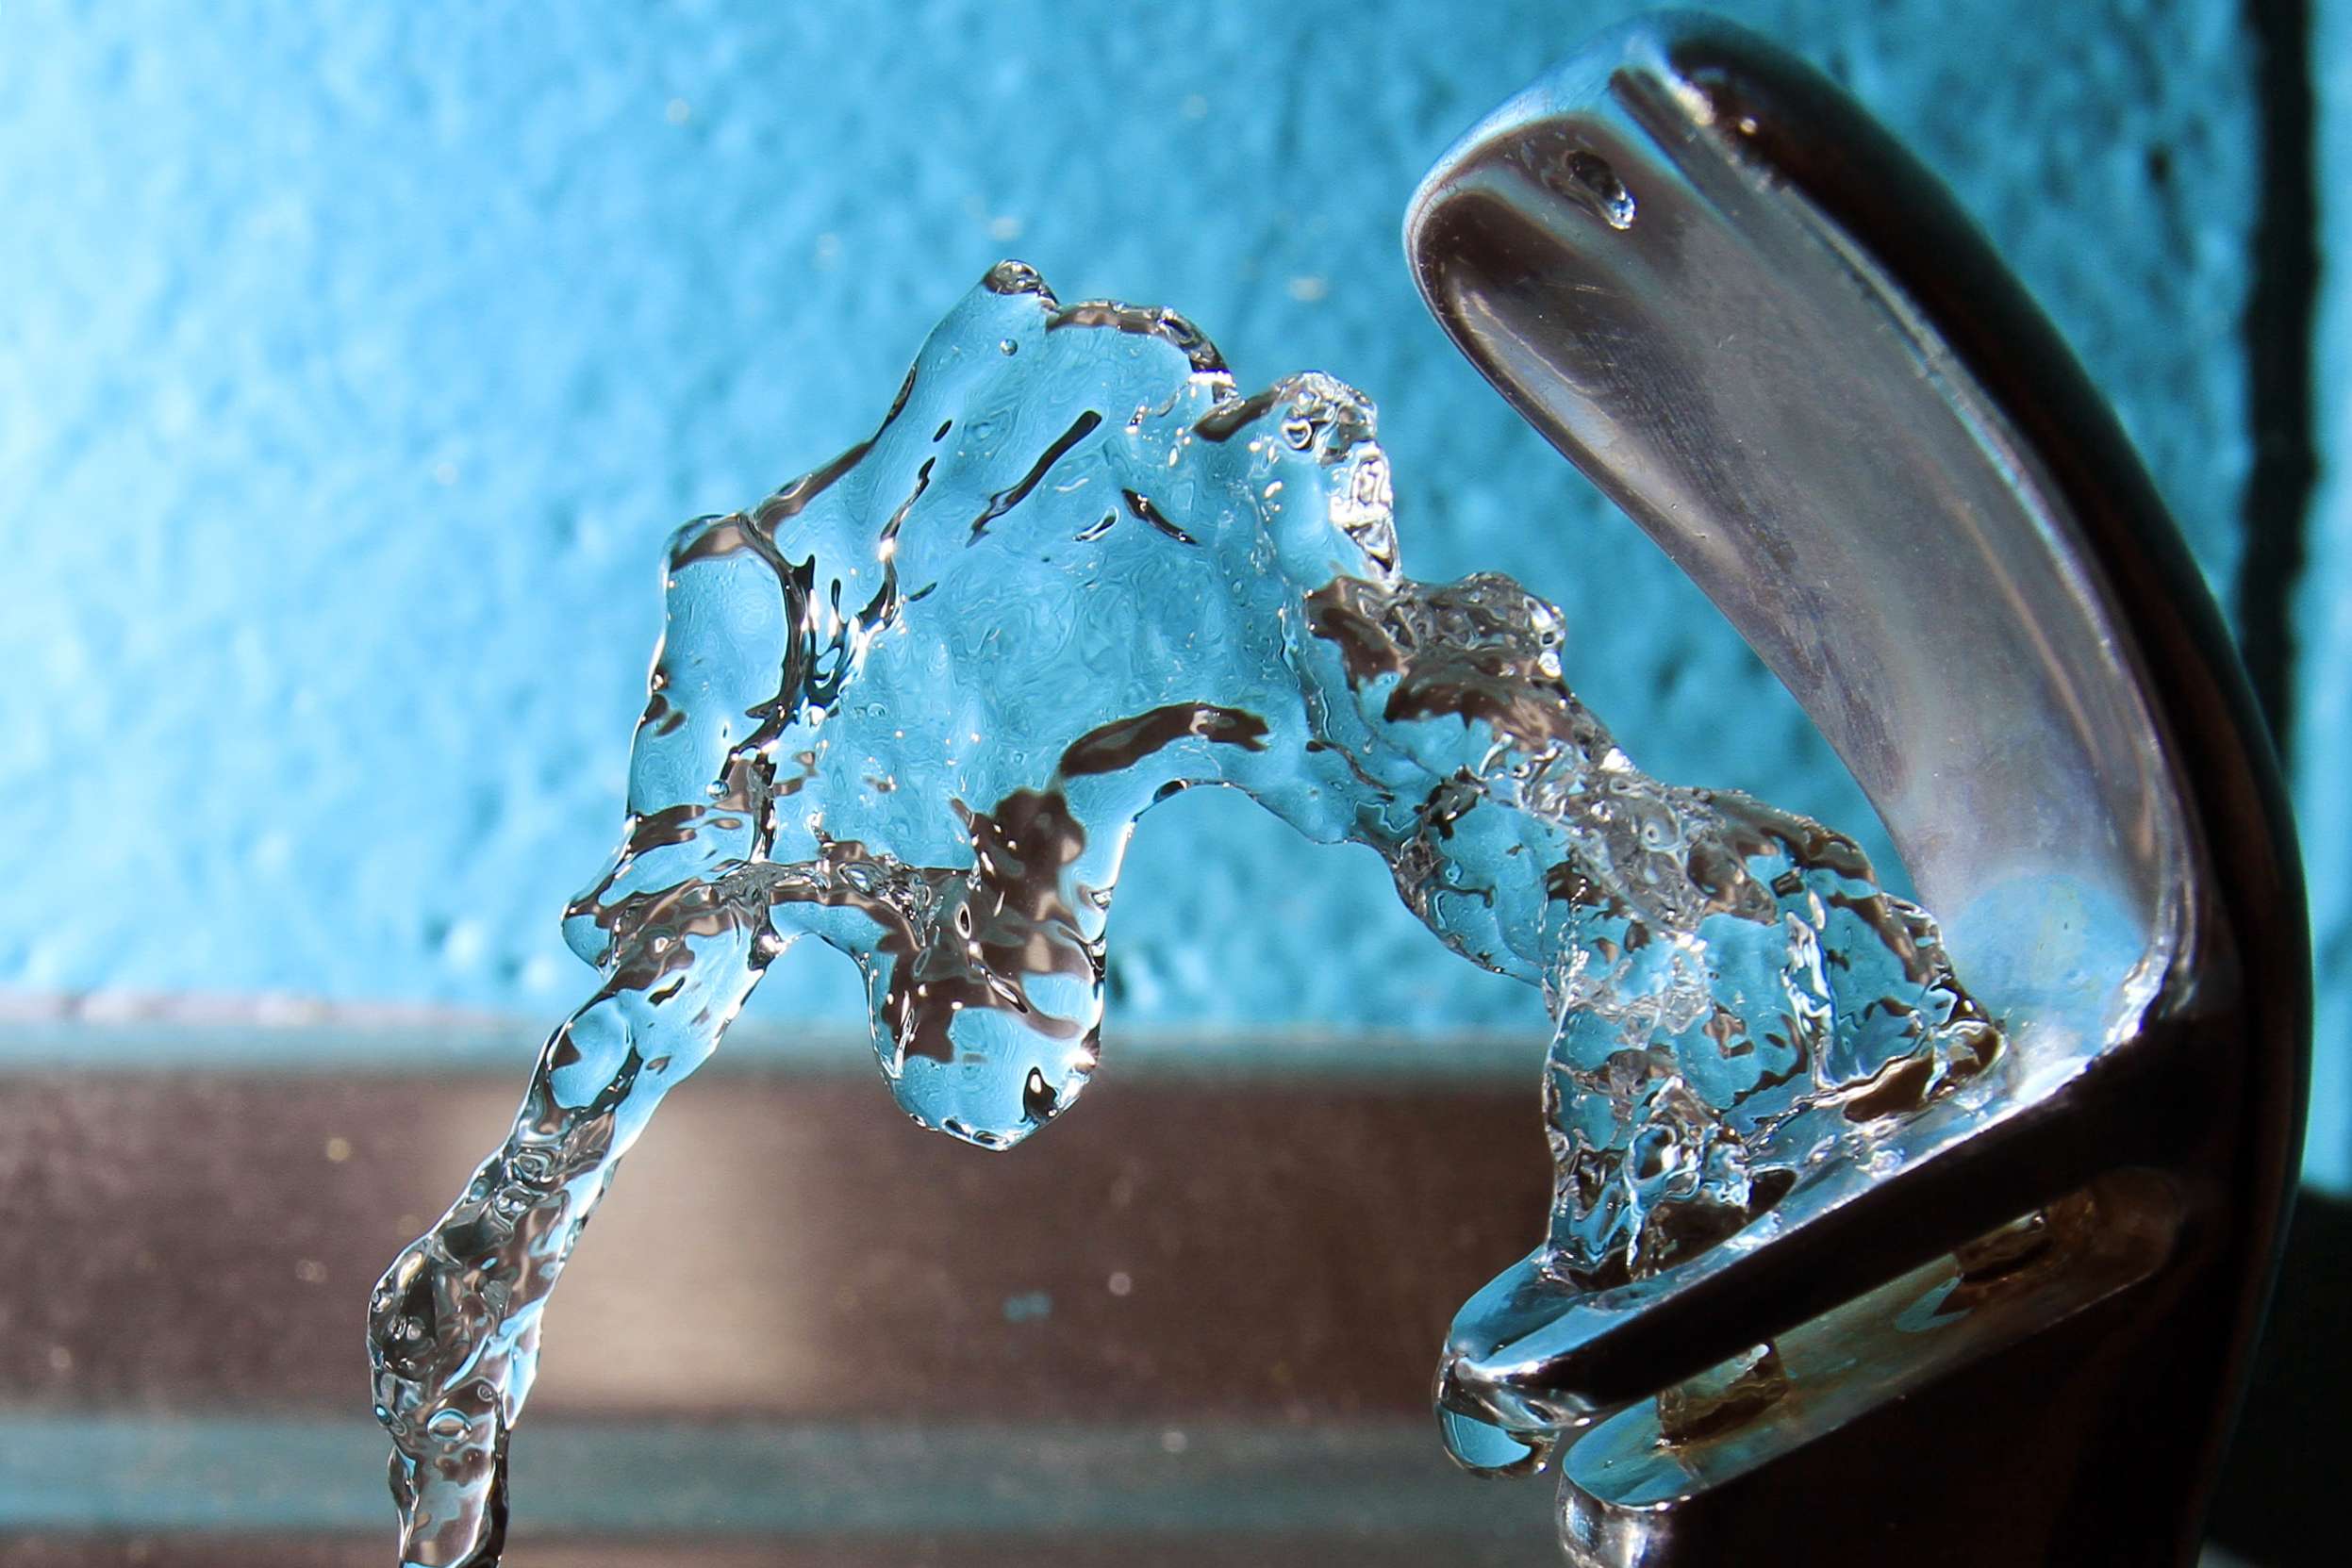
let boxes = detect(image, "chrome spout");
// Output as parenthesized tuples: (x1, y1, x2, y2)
(1407, 14, 2309, 1564)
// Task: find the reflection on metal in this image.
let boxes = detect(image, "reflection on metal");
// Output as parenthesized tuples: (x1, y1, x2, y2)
(1560, 1169, 2177, 1556)
(0, 1065, 1544, 1416)
(0, 1060, 1555, 1558)
(0, 1414, 1544, 1539)
(1407, 14, 2306, 1565)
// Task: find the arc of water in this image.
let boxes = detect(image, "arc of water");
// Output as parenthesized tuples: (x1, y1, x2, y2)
(366, 264, 1991, 1565)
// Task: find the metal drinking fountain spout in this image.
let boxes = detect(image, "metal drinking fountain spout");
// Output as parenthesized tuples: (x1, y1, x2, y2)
(1407, 12, 2309, 1564)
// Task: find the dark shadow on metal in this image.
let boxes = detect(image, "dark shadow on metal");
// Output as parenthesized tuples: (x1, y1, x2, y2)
(1406, 12, 2309, 1564)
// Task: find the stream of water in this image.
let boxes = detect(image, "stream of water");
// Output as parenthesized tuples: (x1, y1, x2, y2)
(365, 263, 1996, 1564)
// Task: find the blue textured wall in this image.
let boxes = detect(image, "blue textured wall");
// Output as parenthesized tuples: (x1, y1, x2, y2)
(8, 3, 2314, 1147)
(2301, 1, 2352, 1189)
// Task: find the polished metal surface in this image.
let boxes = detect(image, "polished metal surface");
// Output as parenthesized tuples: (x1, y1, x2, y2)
(1406, 17, 2184, 1021)
(1407, 13, 2307, 1565)
(0, 1044, 1560, 1560)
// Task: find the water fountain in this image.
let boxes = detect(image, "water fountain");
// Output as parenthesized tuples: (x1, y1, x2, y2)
(369, 16, 2307, 1566)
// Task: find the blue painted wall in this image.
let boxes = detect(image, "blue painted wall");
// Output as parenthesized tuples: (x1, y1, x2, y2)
(8, 3, 2328, 1164)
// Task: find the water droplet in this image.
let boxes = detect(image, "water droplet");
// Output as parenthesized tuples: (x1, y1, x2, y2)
(1560, 148, 1636, 230)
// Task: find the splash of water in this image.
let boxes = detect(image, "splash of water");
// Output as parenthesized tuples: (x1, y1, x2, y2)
(366, 263, 1997, 1563)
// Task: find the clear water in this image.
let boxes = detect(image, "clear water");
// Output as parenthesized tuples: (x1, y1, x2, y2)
(366, 264, 1998, 1564)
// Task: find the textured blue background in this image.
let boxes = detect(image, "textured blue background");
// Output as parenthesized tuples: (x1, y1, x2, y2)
(6, 3, 2337, 1173)
(2300, 2, 2352, 1188)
